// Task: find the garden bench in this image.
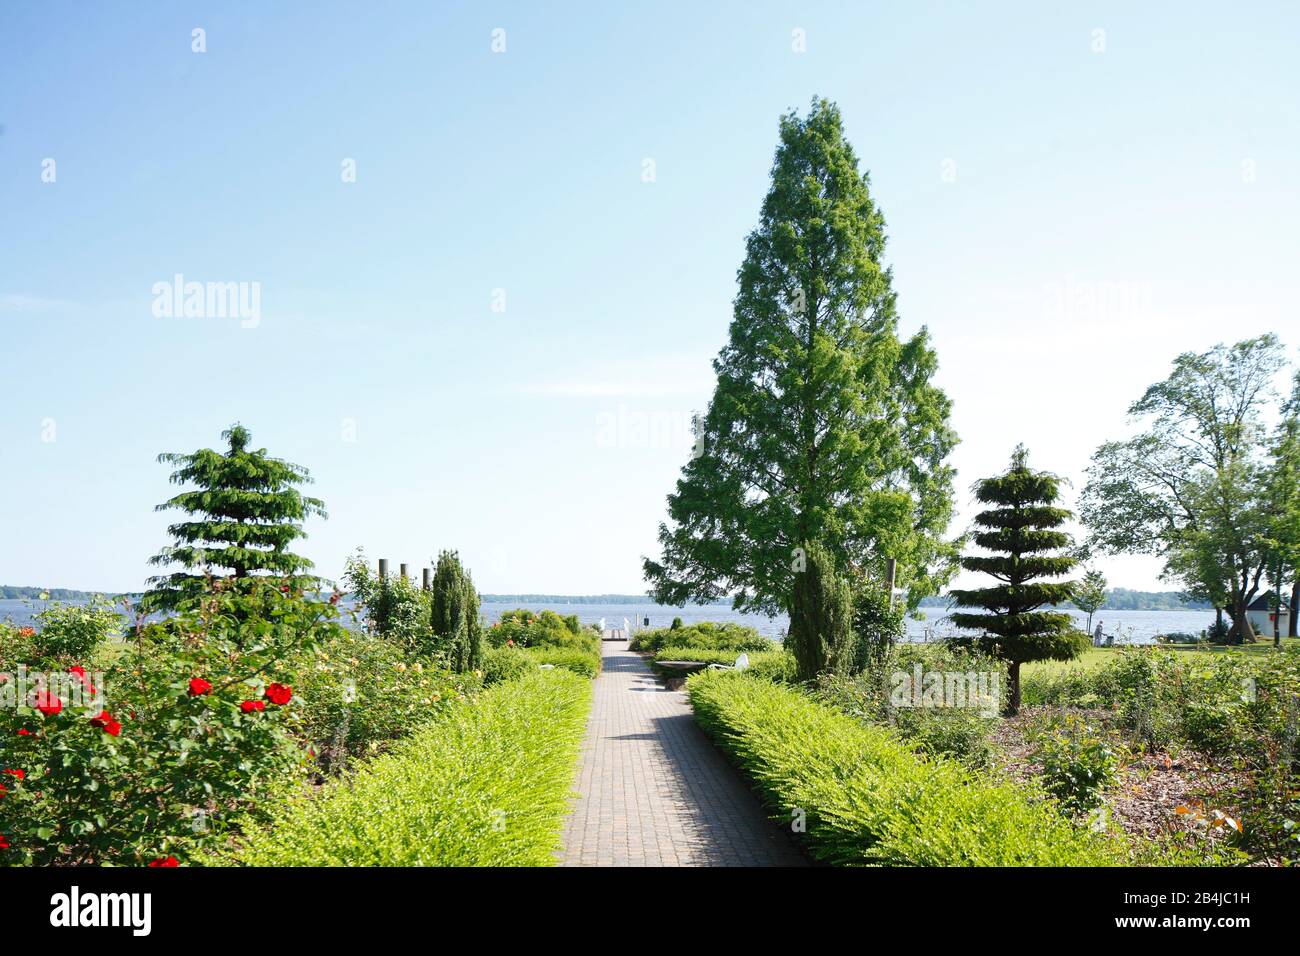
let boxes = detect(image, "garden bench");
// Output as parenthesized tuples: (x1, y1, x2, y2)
(655, 654, 750, 674)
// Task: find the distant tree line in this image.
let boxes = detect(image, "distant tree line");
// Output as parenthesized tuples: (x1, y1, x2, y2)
(0, 586, 140, 601)
(1098, 588, 1212, 610)
(916, 588, 1211, 611)
(480, 594, 743, 606)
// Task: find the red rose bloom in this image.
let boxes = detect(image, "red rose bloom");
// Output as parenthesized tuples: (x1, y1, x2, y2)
(264, 683, 293, 706)
(3, 769, 23, 780)
(148, 856, 179, 867)
(89, 710, 121, 735)
(33, 691, 62, 716)
(188, 678, 213, 696)
(16, 729, 31, 736)
(240, 700, 265, 713)
(68, 666, 97, 694)
(0, 834, 9, 849)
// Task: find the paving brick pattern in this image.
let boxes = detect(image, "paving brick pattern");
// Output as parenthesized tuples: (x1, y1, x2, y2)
(559, 640, 807, 866)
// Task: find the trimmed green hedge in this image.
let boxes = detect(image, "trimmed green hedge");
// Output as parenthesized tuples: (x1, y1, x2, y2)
(687, 670, 1123, 866)
(226, 669, 591, 866)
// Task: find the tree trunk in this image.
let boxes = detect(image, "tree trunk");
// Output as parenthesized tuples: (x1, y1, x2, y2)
(1228, 594, 1256, 645)
(1291, 579, 1298, 638)
(1004, 660, 1022, 717)
(1274, 560, 1283, 647)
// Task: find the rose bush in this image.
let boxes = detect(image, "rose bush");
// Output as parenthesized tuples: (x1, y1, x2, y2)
(29, 597, 123, 662)
(288, 627, 480, 775)
(0, 579, 341, 866)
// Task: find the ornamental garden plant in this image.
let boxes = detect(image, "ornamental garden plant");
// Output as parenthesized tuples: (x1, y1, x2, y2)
(0, 580, 329, 866)
(948, 445, 1091, 715)
(483, 609, 602, 679)
(291, 622, 480, 775)
(141, 423, 327, 613)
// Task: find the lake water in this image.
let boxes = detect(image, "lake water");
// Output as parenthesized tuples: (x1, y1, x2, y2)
(0, 597, 1215, 645)
(477, 602, 1214, 645)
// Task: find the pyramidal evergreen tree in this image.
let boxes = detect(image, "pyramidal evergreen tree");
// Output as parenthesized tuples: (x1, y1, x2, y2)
(949, 446, 1089, 715)
(142, 424, 326, 612)
(642, 98, 958, 679)
(430, 550, 483, 672)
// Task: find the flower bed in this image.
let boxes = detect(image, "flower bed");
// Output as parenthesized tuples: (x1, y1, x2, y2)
(0, 584, 329, 866)
(290, 627, 480, 773)
(482, 609, 602, 681)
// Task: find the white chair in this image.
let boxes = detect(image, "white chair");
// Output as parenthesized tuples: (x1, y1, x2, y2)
(707, 653, 750, 672)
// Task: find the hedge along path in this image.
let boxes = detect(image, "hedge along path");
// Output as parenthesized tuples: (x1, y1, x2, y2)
(227, 669, 592, 866)
(688, 670, 1128, 866)
(559, 641, 806, 866)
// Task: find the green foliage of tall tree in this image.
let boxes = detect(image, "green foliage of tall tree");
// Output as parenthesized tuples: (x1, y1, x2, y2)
(643, 99, 959, 654)
(786, 541, 854, 681)
(1080, 335, 1287, 643)
(1264, 373, 1300, 642)
(430, 550, 483, 672)
(1073, 569, 1108, 634)
(143, 424, 326, 612)
(949, 447, 1089, 715)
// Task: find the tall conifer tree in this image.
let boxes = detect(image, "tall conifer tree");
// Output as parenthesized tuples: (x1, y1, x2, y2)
(949, 446, 1088, 714)
(143, 424, 325, 611)
(643, 99, 958, 679)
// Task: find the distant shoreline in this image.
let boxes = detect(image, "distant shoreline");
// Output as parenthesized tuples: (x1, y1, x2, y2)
(1, 585, 1216, 612)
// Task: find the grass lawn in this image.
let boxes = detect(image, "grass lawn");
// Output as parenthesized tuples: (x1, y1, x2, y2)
(1020, 635, 1300, 678)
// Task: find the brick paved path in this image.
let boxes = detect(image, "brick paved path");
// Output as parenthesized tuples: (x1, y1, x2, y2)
(559, 641, 807, 866)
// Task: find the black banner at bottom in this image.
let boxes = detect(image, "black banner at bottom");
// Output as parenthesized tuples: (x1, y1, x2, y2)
(1, 865, 1283, 941)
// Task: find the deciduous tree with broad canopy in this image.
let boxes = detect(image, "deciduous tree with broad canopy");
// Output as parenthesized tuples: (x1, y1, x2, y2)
(1080, 335, 1289, 643)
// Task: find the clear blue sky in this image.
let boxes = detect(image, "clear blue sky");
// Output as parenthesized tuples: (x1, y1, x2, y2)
(2, 1, 1297, 595)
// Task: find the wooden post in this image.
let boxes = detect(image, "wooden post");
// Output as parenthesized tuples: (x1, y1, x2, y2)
(422, 567, 431, 591)
(885, 558, 897, 607)
(378, 558, 389, 580)
(400, 563, 409, 581)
